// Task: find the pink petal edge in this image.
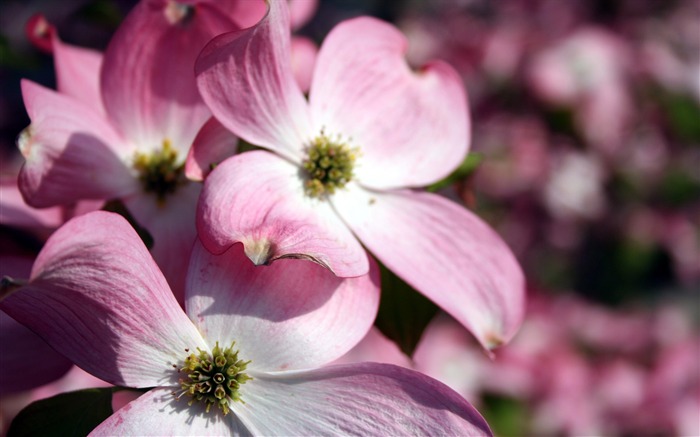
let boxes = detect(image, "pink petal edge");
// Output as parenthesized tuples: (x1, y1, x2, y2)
(232, 363, 492, 436)
(197, 150, 369, 277)
(333, 186, 526, 349)
(310, 17, 469, 189)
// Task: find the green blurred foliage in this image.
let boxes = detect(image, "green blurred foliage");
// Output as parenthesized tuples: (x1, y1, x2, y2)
(8, 388, 114, 437)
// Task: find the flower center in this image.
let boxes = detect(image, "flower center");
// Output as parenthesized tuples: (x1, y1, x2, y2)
(301, 132, 358, 198)
(174, 341, 251, 416)
(133, 139, 185, 205)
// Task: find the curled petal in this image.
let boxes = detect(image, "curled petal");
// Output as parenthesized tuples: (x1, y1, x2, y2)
(187, 240, 380, 371)
(196, 0, 312, 162)
(310, 17, 469, 189)
(233, 363, 492, 436)
(333, 186, 525, 349)
(197, 151, 368, 277)
(18, 80, 137, 208)
(124, 183, 201, 306)
(0, 211, 208, 388)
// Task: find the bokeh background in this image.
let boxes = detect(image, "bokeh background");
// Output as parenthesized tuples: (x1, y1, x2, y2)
(1, 0, 698, 436)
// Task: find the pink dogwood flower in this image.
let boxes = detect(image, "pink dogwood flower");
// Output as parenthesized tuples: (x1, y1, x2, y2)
(17, 1, 242, 301)
(1, 211, 492, 436)
(195, 1, 524, 349)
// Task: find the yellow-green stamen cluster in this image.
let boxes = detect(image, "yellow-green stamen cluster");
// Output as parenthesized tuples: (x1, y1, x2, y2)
(301, 132, 358, 198)
(133, 139, 184, 204)
(175, 341, 251, 416)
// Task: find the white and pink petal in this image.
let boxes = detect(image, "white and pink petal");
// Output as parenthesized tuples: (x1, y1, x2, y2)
(333, 185, 525, 350)
(233, 363, 492, 436)
(310, 17, 469, 190)
(90, 388, 250, 436)
(186, 240, 380, 372)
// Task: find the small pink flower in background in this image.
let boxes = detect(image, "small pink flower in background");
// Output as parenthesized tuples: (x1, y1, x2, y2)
(527, 27, 633, 155)
(1, 211, 492, 435)
(542, 149, 608, 221)
(195, 0, 524, 350)
(396, 292, 700, 437)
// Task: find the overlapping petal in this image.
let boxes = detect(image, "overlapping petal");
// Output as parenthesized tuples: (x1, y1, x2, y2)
(18, 80, 138, 208)
(310, 17, 469, 189)
(186, 240, 380, 371)
(124, 183, 201, 305)
(0, 211, 208, 388)
(196, 1, 312, 162)
(333, 185, 525, 349)
(233, 363, 492, 436)
(90, 388, 250, 436)
(101, 0, 239, 154)
(197, 151, 368, 277)
(0, 256, 73, 395)
(185, 117, 239, 181)
(0, 180, 63, 229)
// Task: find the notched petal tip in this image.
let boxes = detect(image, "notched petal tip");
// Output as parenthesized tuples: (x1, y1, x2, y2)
(241, 238, 334, 272)
(243, 239, 274, 266)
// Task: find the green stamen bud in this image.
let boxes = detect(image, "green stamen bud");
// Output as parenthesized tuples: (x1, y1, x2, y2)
(301, 131, 358, 198)
(133, 139, 185, 205)
(176, 341, 251, 416)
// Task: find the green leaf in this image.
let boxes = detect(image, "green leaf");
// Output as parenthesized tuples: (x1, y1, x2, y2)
(8, 388, 114, 437)
(426, 153, 482, 193)
(480, 394, 529, 437)
(374, 263, 439, 356)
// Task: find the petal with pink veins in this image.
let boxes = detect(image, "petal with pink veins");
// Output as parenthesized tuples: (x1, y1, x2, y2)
(185, 117, 239, 181)
(100, 1, 239, 155)
(197, 151, 368, 277)
(0, 211, 208, 388)
(196, 1, 312, 162)
(124, 183, 201, 305)
(333, 185, 525, 349)
(90, 387, 250, 436)
(18, 80, 138, 208)
(186, 240, 380, 371)
(232, 363, 492, 436)
(310, 17, 469, 189)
